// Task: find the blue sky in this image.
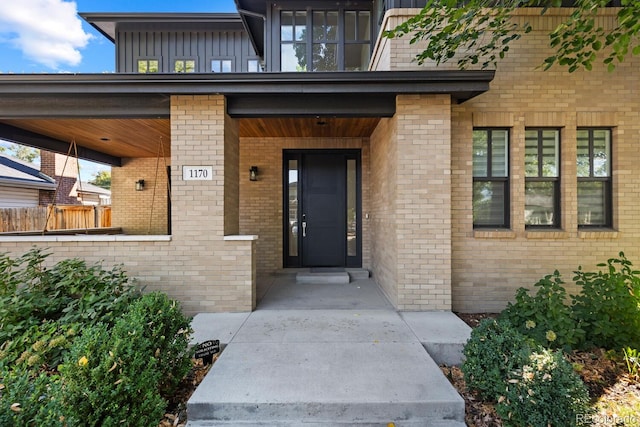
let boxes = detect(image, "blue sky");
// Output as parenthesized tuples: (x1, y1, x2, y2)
(0, 0, 239, 73)
(0, 1, 238, 177)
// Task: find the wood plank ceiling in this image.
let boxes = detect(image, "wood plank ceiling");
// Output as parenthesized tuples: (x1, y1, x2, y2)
(0, 117, 381, 159)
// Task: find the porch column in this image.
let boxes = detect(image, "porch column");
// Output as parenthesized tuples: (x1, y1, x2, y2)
(395, 94, 452, 310)
(170, 95, 256, 312)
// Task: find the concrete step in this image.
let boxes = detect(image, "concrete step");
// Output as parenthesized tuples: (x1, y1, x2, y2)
(296, 271, 350, 284)
(400, 312, 471, 366)
(187, 341, 464, 425)
(188, 421, 466, 426)
(345, 268, 370, 281)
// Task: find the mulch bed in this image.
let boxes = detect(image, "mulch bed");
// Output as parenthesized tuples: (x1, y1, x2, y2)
(444, 313, 639, 427)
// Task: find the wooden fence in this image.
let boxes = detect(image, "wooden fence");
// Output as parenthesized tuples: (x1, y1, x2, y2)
(0, 205, 111, 233)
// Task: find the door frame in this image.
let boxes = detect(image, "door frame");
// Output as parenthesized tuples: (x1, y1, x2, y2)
(283, 149, 362, 268)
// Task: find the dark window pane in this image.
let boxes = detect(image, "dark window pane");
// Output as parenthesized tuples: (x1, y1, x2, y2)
(295, 11, 307, 41)
(358, 11, 371, 40)
(578, 181, 608, 226)
(541, 130, 559, 177)
(491, 130, 508, 177)
(347, 159, 357, 257)
(313, 11, 325, 41)
(593, 130, 610, 177)
(288, 160, 299, 257)
(327, 12, 338, 41)
(345, 11, 356, 41)
(313, 43, 337, 71)
(525, 181, 556, 226)
(281, 11, 293, 41)
(473, 181, 506, 226)
(472, 131, 488, 177)
(524, 130, 539, 177)
(282, 44, 307, 71)
(345, 44, 370, 71)
(577, 130, 591, 177)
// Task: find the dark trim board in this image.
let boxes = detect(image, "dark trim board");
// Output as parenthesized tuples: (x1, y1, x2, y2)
(0, 123, 121, 167)
(227, 94, 396, 117)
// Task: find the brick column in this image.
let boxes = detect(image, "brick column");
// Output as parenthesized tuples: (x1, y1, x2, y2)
(395, 94, 452, 310)
(170, 95, 255, 312)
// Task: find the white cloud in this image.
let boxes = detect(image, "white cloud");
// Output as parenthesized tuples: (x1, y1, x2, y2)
(0, 0, 92, 69)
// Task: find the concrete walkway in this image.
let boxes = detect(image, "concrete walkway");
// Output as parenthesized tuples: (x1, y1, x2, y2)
(187, 274, 471, 427)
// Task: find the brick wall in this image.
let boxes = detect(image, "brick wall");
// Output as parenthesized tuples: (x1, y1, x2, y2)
(370, 95, 453, 310)
(376, 8, 640, 312)
(239, 137, 370, 274)
(369, 116, 398, 306)
(112, 157, 169, 234)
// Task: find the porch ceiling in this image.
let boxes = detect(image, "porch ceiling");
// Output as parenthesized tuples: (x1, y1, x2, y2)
(0, 117, 379, 163)
(1, 118, 171, 159)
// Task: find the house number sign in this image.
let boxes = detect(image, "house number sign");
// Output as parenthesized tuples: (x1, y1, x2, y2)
(183, 166, 213, 181)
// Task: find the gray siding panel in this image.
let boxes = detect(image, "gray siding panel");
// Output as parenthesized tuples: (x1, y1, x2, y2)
(117, 28, 257, 73)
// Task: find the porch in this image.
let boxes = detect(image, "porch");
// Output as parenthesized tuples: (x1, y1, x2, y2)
(0, 72, 494, 314)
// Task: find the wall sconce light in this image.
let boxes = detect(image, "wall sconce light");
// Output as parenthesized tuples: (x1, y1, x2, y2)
(249, 166, 258, 181)
(135, 179, 145, 191)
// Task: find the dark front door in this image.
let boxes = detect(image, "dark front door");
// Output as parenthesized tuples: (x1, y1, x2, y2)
(284, 150, 361, 268)
(302, 154, 346, 266)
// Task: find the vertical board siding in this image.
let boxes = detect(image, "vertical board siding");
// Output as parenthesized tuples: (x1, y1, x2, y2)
(118, 29, 257, 73)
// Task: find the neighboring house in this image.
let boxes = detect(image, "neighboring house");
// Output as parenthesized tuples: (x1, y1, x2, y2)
(0, 154, 56, 208)
(0, 0, 637, 315)
(75, 182, 111, 206)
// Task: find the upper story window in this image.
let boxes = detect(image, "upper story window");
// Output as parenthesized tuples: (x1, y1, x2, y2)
(248, 59, 264, 72)
(577, 128, 612, 227)
(473, 129, 510, 228)
(211, 59, 233, 73)
(137, 59, 159, 73)
(524, 129, 560, 228)
(174, 59, 196, 73)
(278, 6, 372, 72)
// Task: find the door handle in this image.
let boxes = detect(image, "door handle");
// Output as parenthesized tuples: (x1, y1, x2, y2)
(302, 221, 307, 237)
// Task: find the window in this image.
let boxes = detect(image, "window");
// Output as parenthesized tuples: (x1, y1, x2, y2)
(473, 129, 510, 228)
(137, 59, 159, 73)
(281, 10, 308, 71)
(174, 59, 196, 73)
(279, 7, 372, 72)
(344, 10, 371, 71)
(577, 129, 612, 227)
(211, 59, 233, 73)
(247, 59, 263, 72)
(524, 129, 560, 228)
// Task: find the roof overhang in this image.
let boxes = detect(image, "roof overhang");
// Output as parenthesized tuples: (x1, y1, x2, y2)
(0, 70, 494, 115)
(234, 0, 267, 58)
(80, 13, 245, 43)
(0, 178, 57, 191)
(0, 71, 495, 165)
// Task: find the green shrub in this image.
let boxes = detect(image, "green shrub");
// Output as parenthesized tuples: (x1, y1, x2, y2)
(572, 252, 640, 349)
(0, 249, 140, 346)
(497, 349, 592, 427)
(123, 292, 193, 396)
(59, 292, 192, 426)
(500, 271, 584, 350)
(462, 318, 537, 400)
(0, 368, 65, 427)
(60, 322, 166, 427)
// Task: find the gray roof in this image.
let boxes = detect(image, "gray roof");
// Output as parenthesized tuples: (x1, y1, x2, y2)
(78, 181, 111, 196)
(0, 154, 56, 190)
